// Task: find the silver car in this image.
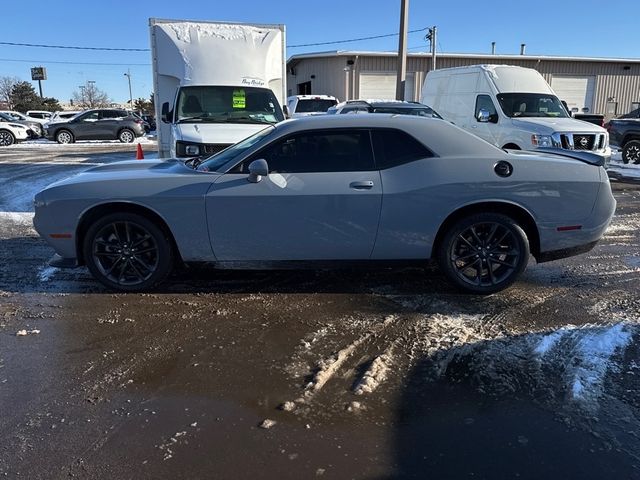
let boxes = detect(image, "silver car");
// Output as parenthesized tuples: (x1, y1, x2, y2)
(33, 114, 615, 294)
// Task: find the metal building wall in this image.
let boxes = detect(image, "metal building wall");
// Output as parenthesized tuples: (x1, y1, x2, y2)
(288, 53, 640, 116)
(286, 56, 350, 101)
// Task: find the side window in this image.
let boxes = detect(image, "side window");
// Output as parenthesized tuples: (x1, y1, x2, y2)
(475, 95, 498, 122)
(247, 130, 375, 173)
(371, 129, 433, 169)
(80, 111, 100, 122)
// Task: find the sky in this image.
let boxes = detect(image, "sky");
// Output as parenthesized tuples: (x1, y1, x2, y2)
(1, 0, 638, 105)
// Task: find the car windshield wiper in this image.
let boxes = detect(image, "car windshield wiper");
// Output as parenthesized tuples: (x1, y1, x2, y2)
(178, 115, 211, 123)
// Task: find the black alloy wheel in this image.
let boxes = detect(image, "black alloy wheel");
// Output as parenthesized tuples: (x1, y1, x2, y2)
(438, 213, 529, 294)
(83, 213, 173, 291)
(0, 130, 16, 146)
(622, 140, 640, 165)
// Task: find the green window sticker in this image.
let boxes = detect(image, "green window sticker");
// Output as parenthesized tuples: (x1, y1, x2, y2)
(233, 89, 246, 109)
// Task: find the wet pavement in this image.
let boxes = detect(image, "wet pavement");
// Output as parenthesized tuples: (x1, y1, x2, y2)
(0, 144, 639, 479)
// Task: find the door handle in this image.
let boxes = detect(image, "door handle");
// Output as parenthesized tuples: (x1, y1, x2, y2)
(349, 181, 374, 190)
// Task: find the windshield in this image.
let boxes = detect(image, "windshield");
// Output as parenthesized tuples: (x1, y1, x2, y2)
(176, 86, 284, 125)
(295, 99, 337, 113)
(497, 93, 569, 118)
(197, 126, 276, 173)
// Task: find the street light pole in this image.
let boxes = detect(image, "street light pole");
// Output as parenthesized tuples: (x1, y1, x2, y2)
(124, 69, 133, 111)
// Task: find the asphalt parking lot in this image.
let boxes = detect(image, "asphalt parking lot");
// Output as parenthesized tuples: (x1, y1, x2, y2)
(1, 142, 639, 479)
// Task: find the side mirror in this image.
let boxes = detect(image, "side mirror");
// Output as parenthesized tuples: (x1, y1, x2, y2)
(247, 159, 269, 183)
(476, 109, 490, 123)
(161, 102, 172, 123)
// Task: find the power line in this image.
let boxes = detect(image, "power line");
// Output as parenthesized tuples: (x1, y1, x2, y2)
(288, 28, 427, 48)
(0, 28, 428, 52)
(0, 58, 150, 66)
(0, 41, 149, 51)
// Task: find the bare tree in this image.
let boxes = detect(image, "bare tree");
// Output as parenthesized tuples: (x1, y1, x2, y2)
(0, 76, 21, 109)
(72, 81, 111, 109)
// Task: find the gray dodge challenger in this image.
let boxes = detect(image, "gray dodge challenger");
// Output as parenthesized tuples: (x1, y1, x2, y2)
(33, 114, 616, 294)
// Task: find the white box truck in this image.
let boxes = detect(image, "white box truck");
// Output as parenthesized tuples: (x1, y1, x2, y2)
(421, 65, 610, 159)
(150, 18, 286, 159)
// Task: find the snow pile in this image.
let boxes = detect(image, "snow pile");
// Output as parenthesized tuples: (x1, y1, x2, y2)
(38, 266, 57, 282)
(0, 211, 33, 226)
(607, 151, 640, 179)
(353, 349, 394, 395)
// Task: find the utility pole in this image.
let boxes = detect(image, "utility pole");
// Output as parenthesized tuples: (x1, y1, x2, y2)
(79, 85, 86, 107)
(427, 26, 437, 71)
(395, 0, 409, 101)
(124, 69, 133, 110)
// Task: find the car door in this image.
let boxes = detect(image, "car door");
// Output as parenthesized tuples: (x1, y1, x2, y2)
(471, 94, 500, 146)
(70, 111, 100, 139)
(97, 110, 124, 139)
(205, 129, 382, 261)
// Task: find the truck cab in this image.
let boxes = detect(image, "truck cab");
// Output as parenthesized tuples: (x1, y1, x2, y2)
(150, 19, 286, 159)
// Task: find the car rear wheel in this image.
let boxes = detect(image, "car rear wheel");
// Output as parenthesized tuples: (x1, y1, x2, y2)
(56, 130, 74, 144)
(622, 140, 640, 164)
(0, 130, 15, 146)
(119, 129, 135, 143)
(83, 213, 173, 292)
(437, 213, 529, 294)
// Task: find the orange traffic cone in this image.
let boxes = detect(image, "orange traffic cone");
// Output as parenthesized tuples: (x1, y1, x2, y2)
(136, 143, 144, 160)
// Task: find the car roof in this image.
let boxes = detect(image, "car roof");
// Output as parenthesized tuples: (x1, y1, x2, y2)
(274, 114, 503, 158)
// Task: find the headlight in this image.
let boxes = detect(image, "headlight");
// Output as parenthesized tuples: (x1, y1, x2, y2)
(185, 144, 201, 156)
(176, 141, 203, 157)
(531, 134, 554, 147)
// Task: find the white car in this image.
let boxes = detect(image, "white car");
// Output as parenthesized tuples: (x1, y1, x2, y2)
(0, 121, 29, 146)
(0, 110, 48, 126)
(44, 110, 82, 128)
(26, 110, 53, 121)
(287, 95, 338, 118)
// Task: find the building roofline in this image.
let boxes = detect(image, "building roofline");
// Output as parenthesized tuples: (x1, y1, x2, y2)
(287, 50, 640, 64)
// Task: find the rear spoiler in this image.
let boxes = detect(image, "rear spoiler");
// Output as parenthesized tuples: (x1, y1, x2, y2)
(533, 147, 609, 168)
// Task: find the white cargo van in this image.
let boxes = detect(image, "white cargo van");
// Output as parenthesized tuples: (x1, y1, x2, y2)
(150, 19, 286, 159)
(421, 65, 610, 158)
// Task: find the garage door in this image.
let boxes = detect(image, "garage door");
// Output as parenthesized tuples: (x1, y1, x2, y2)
(551, 75, 595, 113)
(359, 73, 415, 101)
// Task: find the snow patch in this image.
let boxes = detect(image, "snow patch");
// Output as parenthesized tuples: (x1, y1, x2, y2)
(0, 211, 34, 225)
(568, 323, 633, 404)
(353, 349, 394, 395)
(38, 266, 57, 282)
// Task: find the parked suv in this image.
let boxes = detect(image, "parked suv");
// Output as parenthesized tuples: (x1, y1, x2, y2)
(0, 119, 29, 146)
(45, 108, 146, 144)
(327, 100, 442, 118)
(607, 118, 640, 164)
(26, 110, 53, 121)
(0, 112, 43, 138)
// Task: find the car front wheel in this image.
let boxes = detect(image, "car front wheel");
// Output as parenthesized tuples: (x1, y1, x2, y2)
(56, 130, 74, 144)
(437, 213, 529, 294)
(119, 129, 135, 143)
(83, 213, 173, 292)
(622, 140, 640, 164)
(0, 130, 15, 146)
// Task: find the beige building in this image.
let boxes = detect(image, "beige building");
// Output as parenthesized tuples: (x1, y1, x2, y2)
(286, 51, 640, 118)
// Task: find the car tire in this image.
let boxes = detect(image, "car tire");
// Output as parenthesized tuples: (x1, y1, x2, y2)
(119, 129, 135, 143)
(437, 213, 529, 294)
(83, 212, 173, 292)
(0, 129, 16, 146)
(56, 129, 74, 144)
(622, 140, 640, 165)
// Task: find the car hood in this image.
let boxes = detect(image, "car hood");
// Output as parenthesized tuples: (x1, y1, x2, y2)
(42, 159, 220, 192)
(175, 122, 270, 144)
(511, 117, 606, 133)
